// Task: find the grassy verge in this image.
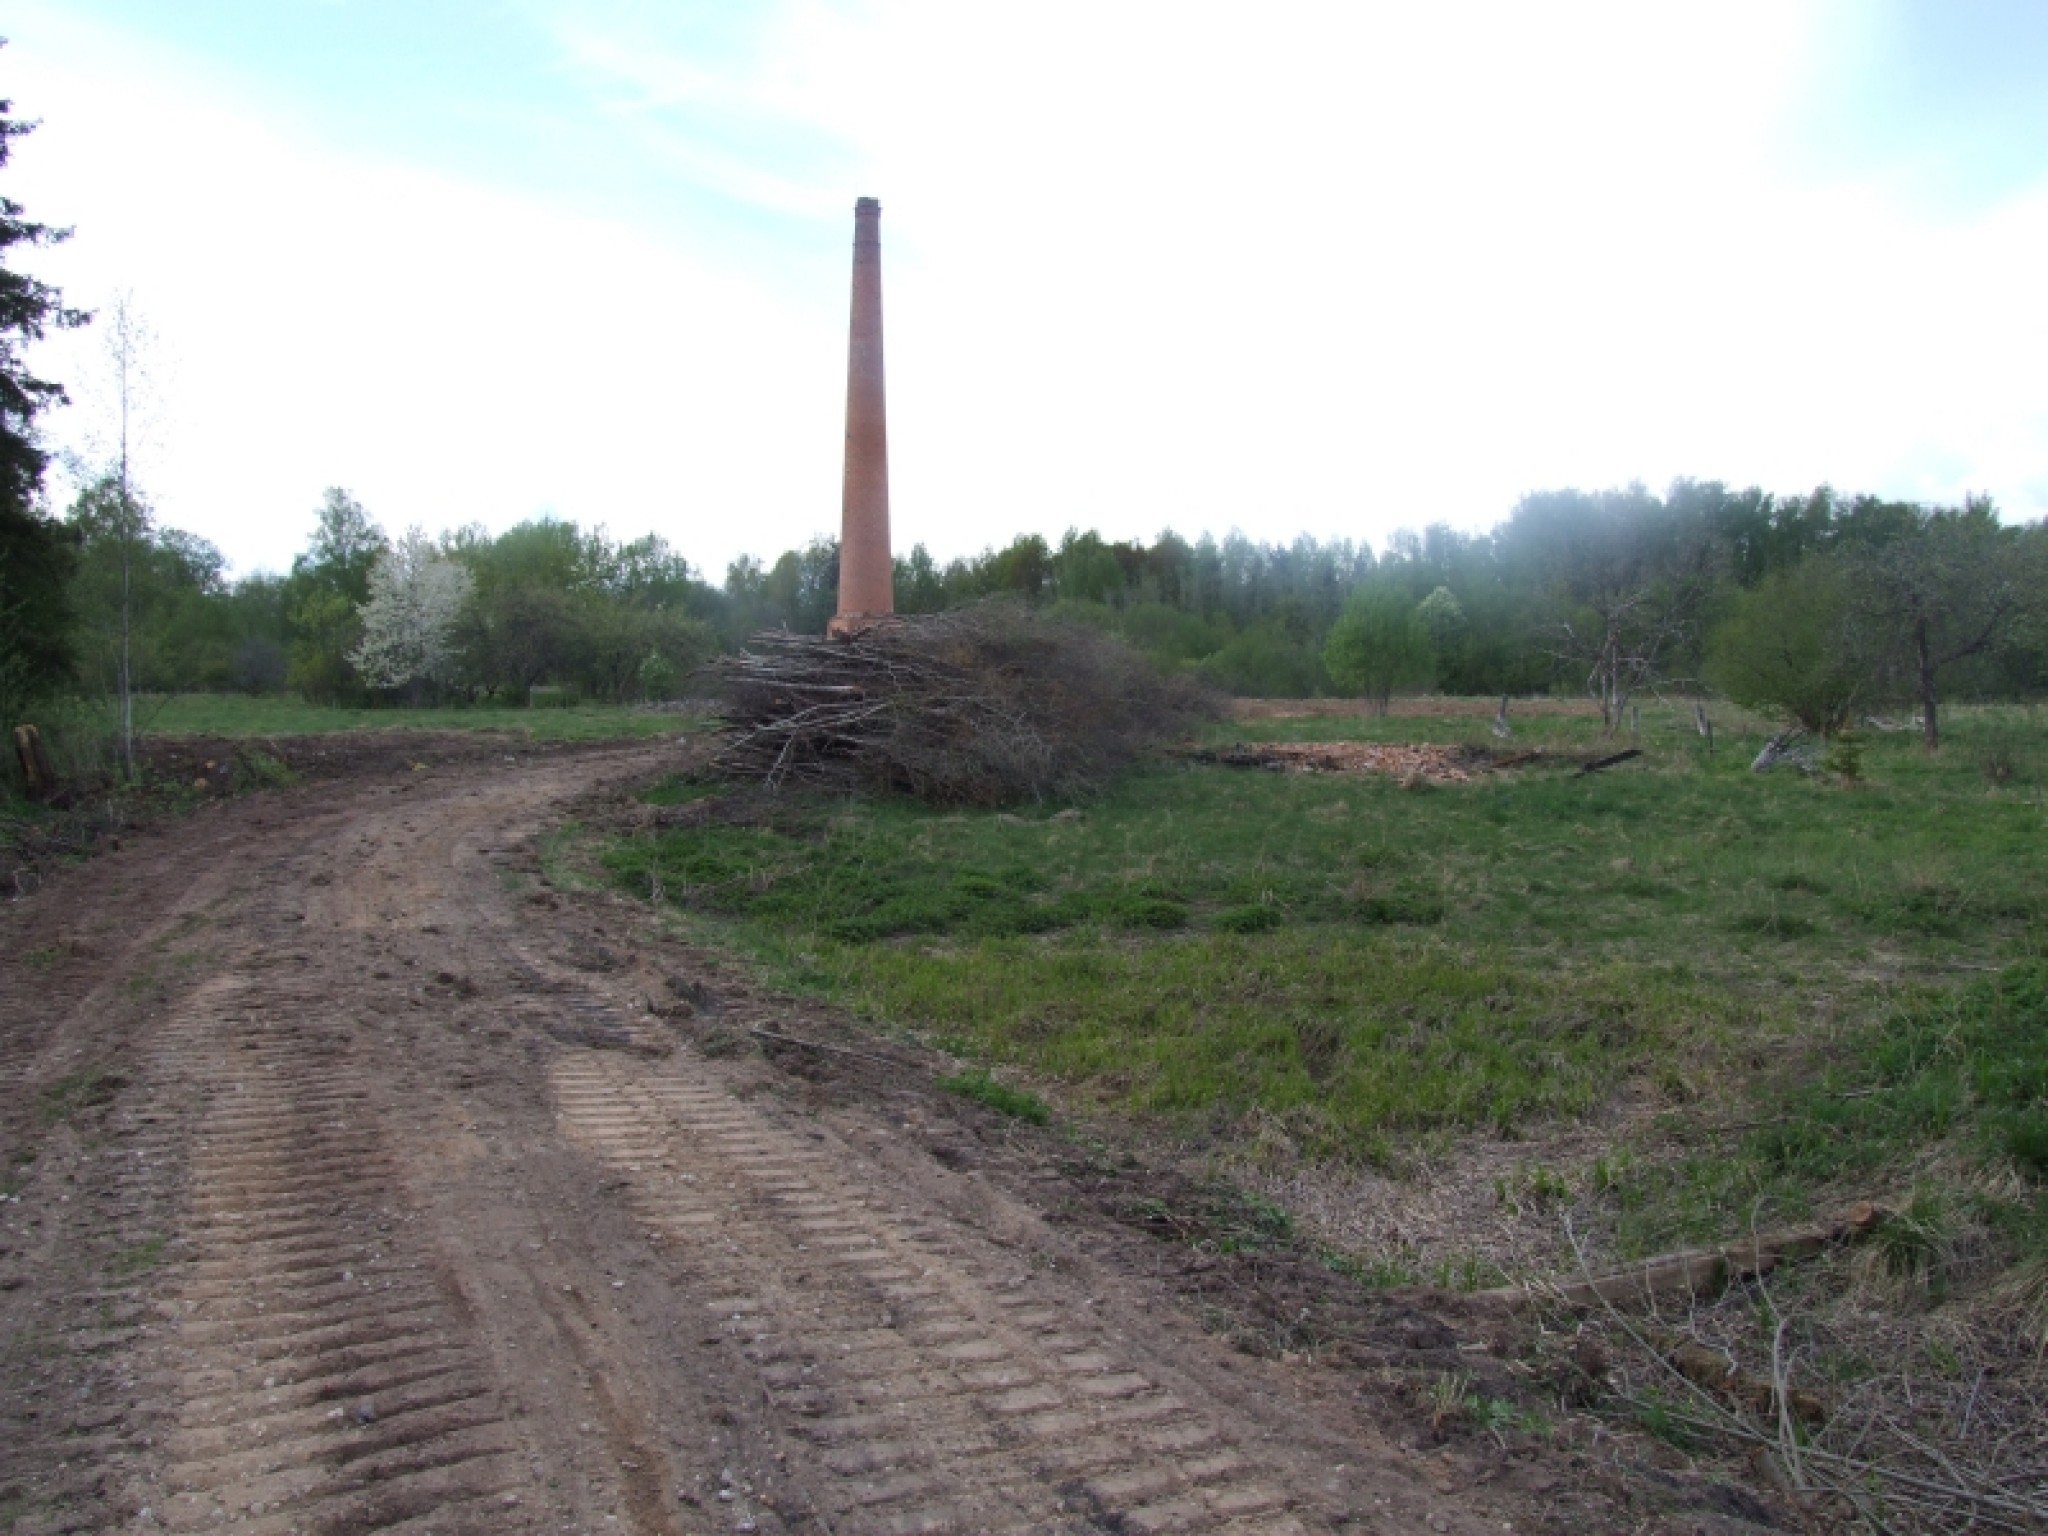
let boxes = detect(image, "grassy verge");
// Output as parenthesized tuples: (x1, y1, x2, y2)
(6, 692, 689, 819)
(132, 692, 692, 741)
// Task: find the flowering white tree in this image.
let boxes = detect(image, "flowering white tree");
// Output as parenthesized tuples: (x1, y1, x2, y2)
(349, 527, 473, 697)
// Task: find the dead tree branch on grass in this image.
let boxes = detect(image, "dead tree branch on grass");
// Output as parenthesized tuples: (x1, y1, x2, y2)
(1750, 730, 1817, 774)
(1560, 1218, 2048, 1534)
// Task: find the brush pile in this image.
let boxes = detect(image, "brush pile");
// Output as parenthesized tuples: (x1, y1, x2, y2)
(703, 602, 1217, 805)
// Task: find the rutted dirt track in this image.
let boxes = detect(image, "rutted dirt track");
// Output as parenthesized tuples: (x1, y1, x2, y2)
(1, 742, 1764, 1536)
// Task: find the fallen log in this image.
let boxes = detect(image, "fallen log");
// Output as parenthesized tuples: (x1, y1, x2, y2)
(1470, 1201, 1890, 1312)
(1578, 748, 1642, 775)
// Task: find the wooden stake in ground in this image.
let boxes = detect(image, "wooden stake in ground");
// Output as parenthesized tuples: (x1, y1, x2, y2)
(13, 724, 57, 799)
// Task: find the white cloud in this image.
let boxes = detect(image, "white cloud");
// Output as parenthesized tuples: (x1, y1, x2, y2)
(9, 0, 2044, 585)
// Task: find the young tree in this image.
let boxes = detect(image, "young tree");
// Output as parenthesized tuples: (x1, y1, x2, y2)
(0, 55, 90, 728)
(1415, 584, 1466, 669)
(1323, 583, 1433, 714)
(1706, 556, 1877, 735)
(350, 527, 473, 700)
(67, 476, 238, 697)
(90, 294, 157, 775)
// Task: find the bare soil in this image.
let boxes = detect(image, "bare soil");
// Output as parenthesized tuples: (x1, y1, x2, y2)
(1, 738, 1785, 1535)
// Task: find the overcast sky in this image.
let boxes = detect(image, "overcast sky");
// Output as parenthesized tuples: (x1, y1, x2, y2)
(8, 1, 2048, 580)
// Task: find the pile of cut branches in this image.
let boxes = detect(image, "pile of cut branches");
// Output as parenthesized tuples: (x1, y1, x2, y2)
(703, 602, 1217, 805)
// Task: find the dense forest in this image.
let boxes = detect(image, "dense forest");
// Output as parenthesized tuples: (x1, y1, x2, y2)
(12, 473, 2048, 747)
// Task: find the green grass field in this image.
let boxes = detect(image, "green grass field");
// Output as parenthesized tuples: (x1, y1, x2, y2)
(609, 702, 2048, 1263)
(131, 692, 690, 741)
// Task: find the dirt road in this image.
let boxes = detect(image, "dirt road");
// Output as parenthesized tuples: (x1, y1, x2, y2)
(0, 742, 1754, 1536)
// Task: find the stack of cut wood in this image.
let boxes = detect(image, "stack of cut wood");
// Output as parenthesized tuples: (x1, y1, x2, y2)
(703, 603, 1217, 806)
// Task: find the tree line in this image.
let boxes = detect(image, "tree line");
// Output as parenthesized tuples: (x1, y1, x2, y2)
(14, 473, 2048, 738)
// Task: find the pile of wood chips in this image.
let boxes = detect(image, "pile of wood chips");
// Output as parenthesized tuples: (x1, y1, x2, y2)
(1200, 742, 1489, 782)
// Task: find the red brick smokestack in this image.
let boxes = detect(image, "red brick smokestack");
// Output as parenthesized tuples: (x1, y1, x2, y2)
(830, 196, 893, 636)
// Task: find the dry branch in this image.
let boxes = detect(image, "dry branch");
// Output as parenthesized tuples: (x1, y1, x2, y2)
(1578, 748, 1643, 776)
(1474, 1201, 1890, 1311)
(1751, 729, 1817, 774)
(1558, 1217, 2048, 1535)
(701, 603, 1217, 806)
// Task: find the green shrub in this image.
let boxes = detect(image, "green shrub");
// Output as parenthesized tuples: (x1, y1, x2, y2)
(529, 683, 582, 709)
(1214, 903, 1284, 934)
(637, 650, 681, 701)
(1706, 556, 1876, 736)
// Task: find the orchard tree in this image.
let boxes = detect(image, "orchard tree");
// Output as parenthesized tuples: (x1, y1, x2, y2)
(1847, 499, 2029, 752)
(0, 53, 89, 727)
(1501, 484, 1722, 733)
(1706, 556, 1877, 735)
(350, 527, 472, 700)
(1323, 583, 1432, 715)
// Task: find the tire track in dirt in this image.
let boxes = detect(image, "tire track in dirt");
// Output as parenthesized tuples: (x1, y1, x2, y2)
(1, 824, 291, 1535)
(0, 1117, 181, 1536)
(547, 1028, 1318, 1534)
(127, 895, 532, 1535)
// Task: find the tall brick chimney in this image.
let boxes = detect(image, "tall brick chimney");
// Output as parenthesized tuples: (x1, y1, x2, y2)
(830, 196, 893, 636)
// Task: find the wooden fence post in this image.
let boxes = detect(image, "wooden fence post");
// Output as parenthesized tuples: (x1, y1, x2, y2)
(13, 724, 57, 799)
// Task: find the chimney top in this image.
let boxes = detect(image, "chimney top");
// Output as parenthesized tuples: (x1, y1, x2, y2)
(855, 196, 881, 214)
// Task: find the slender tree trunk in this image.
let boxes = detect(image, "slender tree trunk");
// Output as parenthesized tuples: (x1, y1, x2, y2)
(1597, 627, 1621, 736)
(107, 294, 146, 784)
(118, 496, 134, 781)
(1915, 617, 1940, 753)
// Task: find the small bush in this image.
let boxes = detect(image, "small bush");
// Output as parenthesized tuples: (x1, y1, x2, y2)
(637, 649, 681, 701)
(1111, 895, 1190, 930)
(1979, 734, 2020, 786)
(1818, 731, 1864, 781)
(529, 683, 582, 709)
(1355, 889, 1446, 926)
(1214, 903, 1284, 934)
